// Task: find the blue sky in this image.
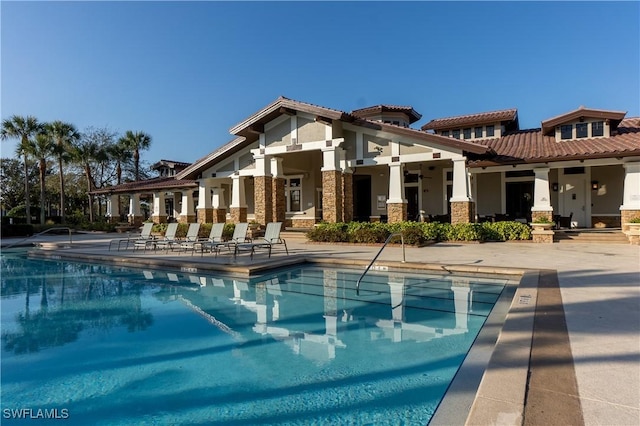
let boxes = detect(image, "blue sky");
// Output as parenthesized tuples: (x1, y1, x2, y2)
(2, 1, 639, 165)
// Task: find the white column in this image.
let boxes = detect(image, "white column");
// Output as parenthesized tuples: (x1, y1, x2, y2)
(321, 146, 339, 172)
(451, 157, 471, 202)
(128, 194, 141, 216)
(230, 176, 246, 208)
(451, 282, 470, 332)
(197, 182, 212, 209)
(106, 194, 119, 218)
(153, 192, 166, 217)
(253, 152, 271, 177)
(211, 187, 226, 209)
(271, 157, 284, 178)
(181, 190, 194, 216)
(387, 162, 404, 203)
(621, 162, 640, 210)
(532, 167, 553, 212)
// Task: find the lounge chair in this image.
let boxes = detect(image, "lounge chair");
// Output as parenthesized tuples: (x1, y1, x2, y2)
(195, 223, 225, 256)
(141, 223, 178, 252)
(234, 222, 288, 259)
(221, 223, 250, 254)
(176, 223, 202, 254)
(110, 222, 154, 251)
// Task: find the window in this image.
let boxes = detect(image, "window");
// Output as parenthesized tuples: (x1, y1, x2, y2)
(286, 177, 302, 212)
(592, 121, 604, 137)
(475, 126, 483, 138)
(452, 129, 461, 139)
(576, 123, 588, 138)
(560, 124, 573, 140)
(463, 128, 472, 139)
(441, 130, 449, 137)
(486, 125, 495, 137)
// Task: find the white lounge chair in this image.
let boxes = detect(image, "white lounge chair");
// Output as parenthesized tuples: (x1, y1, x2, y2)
(221, 223, 250, 255)
(141, 223, 178, 252)
(176, 223, 202, 254)
(110, 222, 155, 251)
(235, 222, 288, 259)
(195, 223, 226, 256)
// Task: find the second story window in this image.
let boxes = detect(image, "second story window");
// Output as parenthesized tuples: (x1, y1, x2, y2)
(452, 130, 461, 139)
(592, 121, 604, 137)
(560, 124, 573, 140)
(442, 130, 450, 137)
(486, 125, 495, 137)
(576, 123, 588, 138)
(475, 126, 483, 138)
(463, 128, 472, 139)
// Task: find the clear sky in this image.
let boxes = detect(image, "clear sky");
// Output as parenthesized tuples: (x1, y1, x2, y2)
(2, 1, 639, 165)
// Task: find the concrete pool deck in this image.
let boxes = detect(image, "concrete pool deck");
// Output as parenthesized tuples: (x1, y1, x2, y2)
(2, 232, 639, 425)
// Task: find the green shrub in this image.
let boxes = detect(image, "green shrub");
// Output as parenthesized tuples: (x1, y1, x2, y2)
(306, 222, 348, 242)
(223, 223, 235, 240)
(346, 222, 390, 243)
(447, 223, 486, 241)
(483, 221, 532, 241)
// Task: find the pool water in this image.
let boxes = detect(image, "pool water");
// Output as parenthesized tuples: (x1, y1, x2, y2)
(1, 253, 508, 425)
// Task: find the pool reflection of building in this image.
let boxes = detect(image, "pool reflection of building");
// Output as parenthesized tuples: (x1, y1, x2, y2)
(148, 267, 487, 364)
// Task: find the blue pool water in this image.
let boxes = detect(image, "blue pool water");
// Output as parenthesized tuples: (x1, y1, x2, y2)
(1, 252, 508, 425)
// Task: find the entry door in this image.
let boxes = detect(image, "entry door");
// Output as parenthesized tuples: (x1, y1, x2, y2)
(405, 187, 419, 221)
(353, 175, 372, 222)
(562, 175, 587, 227)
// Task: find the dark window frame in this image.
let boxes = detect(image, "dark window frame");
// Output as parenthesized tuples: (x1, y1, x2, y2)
(452, 129, 461, 139)
(576, 123, 588, 138)
(463, 128, 472, 139)
(592, 121, 604, 137)
(475, 126, 483, 138)
(560, 124, 573, 140)
(486, 125, 495, 137)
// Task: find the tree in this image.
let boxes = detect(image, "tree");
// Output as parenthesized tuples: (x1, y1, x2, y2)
(0, 158, 38, 214)
(119, 130, 151, 181)
(71, 128, 111, 222)
(1, 115, 42, 224)
(28, 133, 56, 225)
(46, 121, 80, 222)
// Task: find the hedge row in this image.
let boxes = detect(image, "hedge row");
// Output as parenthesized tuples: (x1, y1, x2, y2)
(306, 221, 532, 244)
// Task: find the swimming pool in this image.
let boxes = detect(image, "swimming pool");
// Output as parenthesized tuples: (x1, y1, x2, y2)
(1, 252, 510, 425)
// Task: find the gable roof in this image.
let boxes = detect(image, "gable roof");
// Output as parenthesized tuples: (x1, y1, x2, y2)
(350, 104, 422, 123)
(175, 137, 246, 180)
(540, 106, 627, 135)
(91, 176, 198, 195)
(468, 117, 640, 167)
(421, 108, 518, 131)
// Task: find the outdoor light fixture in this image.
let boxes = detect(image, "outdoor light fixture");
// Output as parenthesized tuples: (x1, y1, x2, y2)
(552, 183, 559, 192)
(591, 181, 599, 190)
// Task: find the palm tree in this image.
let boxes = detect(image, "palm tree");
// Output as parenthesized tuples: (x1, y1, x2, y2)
(45, 121, 80, 222)
(70, 138, 107, 222)
(118, 130, 151, 181)
(28, 133, 56, 225)
(1, 115, 42, 224)
(107, 138, 129, 186)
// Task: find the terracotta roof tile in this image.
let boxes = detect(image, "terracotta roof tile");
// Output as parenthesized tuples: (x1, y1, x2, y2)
(92, 176, 197, 195)
(421, 108, 518, 131)
(351, 105, 422, 123)
(469, 117, 640, 166)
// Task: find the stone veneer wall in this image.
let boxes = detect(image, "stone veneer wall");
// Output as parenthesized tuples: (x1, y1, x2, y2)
(197, 208, 213, 224)
(230, 207, 247, 223)
(178, 215, 196, 224)
(322, 170, 343, 223)
(212, 208, 226, 223)
(128, 215, 144, 226)
(451, 201, 475, 224)
(621, 210, 640, 232)
(151, 215, 168, 224)
(592, 215, 621, 228)
(532, 229, 554, 243)
(342, 173, 353, 223)
(387, 203, 407, 223)
(273, 178, 286, 223)
(291, 218, 316, 228)
(531, 210, 553, 223)
(254, 176, 273, 225)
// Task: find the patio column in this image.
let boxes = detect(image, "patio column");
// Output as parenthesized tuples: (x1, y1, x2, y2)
(451, 279, 470, 332)
(196, 181, 213, 223)
(106, 194, 119, 223)
(321, 146, 343, 223)
(211, 187, 227, 224)
(620, 162, 640, 231)
(531, 167, 553, 222)
(128, 193, 143, 225)
(179, 190, 196, 224)
(253, 153, 273, 225)
(450, 157, 474, 224)
(387, 162, 406, 223)
(271, 157, 286, 224)
(151, 191, 167, 224)
(342, 148, 353, 223)
(230, 175, 247, 223)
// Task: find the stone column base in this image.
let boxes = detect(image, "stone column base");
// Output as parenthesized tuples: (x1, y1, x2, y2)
(128, 215, 144, 226)
(621, 209, 640, 232)
(532, 229, 554, 243)
(106, 216, 120, 224)
(197, 208, 213, 223)
(254, 176, 273, 225)
(273, 178, 286, 223)
(151, 215, 168, 224)
(322, 170, 343, 223)
(230, 207, 247, 223)
(178, 215, 196, 224)
(451, 201, 475, 224)
(531, 210, 553, 223)
(342, 173, 354, 223)
(212, 208, 226, 224)
(387, 203, 407, 223)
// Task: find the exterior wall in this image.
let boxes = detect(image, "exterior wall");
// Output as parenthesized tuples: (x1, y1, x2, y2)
(387, 203, 407, 223)
(265, 119, 291, 147)
(475, 173, 501, 216)
(591, 165, 624, 214)
(239, 152, 255, 170)
(343, 130, 357, 160)
(550, 168, 559, 208)
(212, 208, 226, 223)
(217, 160, 235, 173)
(297, 117, 325, 142)
(399, 141, 433, 155)
(128, 215, 144, 226)
(343, 173, 354, 223)
(451, 201, 475, 224)
(197, 208, 213, 223)
(363, 134, 391, 158)
(421, 166, 445, 215)
(230, 207, 247, 223)
(371, 169, 390, 218)
(273, 177, 286, 222)
(553, 118, 611, 141)
(177, 215, 196, 224)
(151, 215, 167, 224)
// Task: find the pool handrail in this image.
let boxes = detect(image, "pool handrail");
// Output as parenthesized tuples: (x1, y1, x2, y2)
(4, 227, 73, 249)
(356, 232, 405, 294)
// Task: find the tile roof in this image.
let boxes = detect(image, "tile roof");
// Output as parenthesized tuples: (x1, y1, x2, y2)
(421, 108, 518, 131)
(540, 106, 627, 135)
(175, 137, 246, 180)
(350, 105, 422, 123)
(468, 117, 640, 167)
(91, 176, 198, 195)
